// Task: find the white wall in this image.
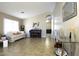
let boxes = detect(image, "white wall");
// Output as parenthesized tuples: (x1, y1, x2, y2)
(55, 2, 79, 55)
(59, 2, 79, 55)
(51, 2, 64, 39)
(24, 12, 52, 37)
(60, 3, 79, 42)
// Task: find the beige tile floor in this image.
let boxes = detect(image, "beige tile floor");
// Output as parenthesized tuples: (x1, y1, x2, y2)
(0, 38, 55, 56)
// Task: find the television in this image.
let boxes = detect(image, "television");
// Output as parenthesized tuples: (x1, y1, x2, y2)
(46, 29, 51, 34)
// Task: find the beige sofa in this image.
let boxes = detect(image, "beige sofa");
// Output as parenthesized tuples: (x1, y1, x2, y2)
(6, 31, 25, 42)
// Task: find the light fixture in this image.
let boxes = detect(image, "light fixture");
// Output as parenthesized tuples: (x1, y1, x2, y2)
(20, 11, 24, 14)
(45, 14, 52, 23)
(46, 15, 52, 20)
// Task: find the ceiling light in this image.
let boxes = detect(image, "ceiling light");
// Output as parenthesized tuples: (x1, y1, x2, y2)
(20, 11, 24, 14)
(46, 15, 52, 20)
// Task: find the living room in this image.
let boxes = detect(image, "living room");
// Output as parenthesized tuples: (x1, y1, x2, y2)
(0, 2, 55, 56)
(0, 2, 53, 40)
(0, 2, 79, 56)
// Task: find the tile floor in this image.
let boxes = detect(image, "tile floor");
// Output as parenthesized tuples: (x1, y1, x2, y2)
(0, 38, 55, 56)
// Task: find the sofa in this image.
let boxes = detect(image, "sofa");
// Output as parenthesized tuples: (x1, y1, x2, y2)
(6, 31, 25, 42)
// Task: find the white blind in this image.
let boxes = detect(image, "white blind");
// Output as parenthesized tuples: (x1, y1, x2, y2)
(4, 18, 19, 34)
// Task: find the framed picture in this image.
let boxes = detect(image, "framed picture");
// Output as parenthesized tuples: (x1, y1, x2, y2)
(63, 2, 77, 22)
(33, 22, 39, 28)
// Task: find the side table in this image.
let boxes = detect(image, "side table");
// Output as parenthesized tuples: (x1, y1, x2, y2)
(0, 39, 8, 48)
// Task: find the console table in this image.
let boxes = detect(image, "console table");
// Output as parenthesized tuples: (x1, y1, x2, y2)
(29, 29, 42, 38)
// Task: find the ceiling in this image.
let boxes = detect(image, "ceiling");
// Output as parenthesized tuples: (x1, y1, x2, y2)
(0, 2, 56, 19)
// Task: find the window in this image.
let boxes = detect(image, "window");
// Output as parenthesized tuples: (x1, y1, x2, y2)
(4, 18, 19, 34)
